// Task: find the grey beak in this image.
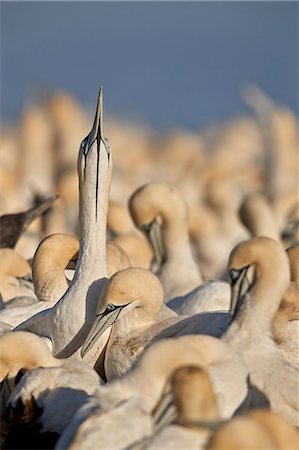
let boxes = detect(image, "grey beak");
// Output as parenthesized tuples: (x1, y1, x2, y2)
(229, 266, 251, 322)
(143, 219, 165, 271)
(81, 306, 122, 358)
(86, 86, 104, 148)
(152, 389, 178, 432)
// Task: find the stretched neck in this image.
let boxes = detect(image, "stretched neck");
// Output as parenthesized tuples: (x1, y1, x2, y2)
(74, 145, 112, 283)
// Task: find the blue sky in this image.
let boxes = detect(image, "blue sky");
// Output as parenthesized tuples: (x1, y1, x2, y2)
(1, 1, 298, 129)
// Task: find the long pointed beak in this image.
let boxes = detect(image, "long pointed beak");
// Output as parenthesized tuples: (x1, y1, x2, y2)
(27, 194, 58, 220)
(152, 389, 177, 432)
(81, 306, 122, 358)
(144, 219, 165, 271)
(229, 266, 251, 322)
(80, 87, 111, 220)
(81, 300, 138, 358)
(87, 87, 104, 148)
(82, 86, 110, 158)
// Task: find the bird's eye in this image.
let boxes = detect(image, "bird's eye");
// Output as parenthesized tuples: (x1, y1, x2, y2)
(106, 303, 115, 312)
(103, 137, 110, 150)
(229, 269, 240, 283)
(142, 223, 152, 235)
(81, 138, 88, 150)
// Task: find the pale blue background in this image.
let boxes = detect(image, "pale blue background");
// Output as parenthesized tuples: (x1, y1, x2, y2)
(1, 1, 298, 129)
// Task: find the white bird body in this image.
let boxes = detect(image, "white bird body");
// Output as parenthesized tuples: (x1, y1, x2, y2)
(227, 332, 298, 425)
(7, 358, 101, 435)
(272, 282, 299, 370)
(81, 267, 228, 380)
(271, 246, 299, 370)
(108, 335, 248, 419)
(56, 396, 152, 450)
(57, 336, 250, 450)
(0, 321, 13, 336)
(2, 295, 38, 309)
(223, 237, 299, 426)
(106, 311, 228, 380)
(125, 424, 208, 450)
(167, 280, 230, 315)
(0, 301, 54, 328)
(181, 335, 250, 419)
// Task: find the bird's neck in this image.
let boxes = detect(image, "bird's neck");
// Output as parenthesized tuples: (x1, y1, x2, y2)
(74, 170, 110, 283)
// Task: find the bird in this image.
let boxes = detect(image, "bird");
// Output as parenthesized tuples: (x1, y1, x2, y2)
(271, 245, 299, 370)
(81, 267, 228, 380)
(0, 320, 13, 336)
(0, 248, 33, 304)
(15, 88, 114, 368)
(0, 194, 57, 249)
(235, 203, 299, 372)
(31, 233, 80, 303)
(4, 359, 100, 436)
(242, 85, 298, 224)
(167, 281, 230, 316)
(206, 409, 299, 450)
(32, 232, 131, 302)
(0, 331, 60, 383)
(2, 95, 129, 350)
(128, 183, 230, 315)
(223, 236, 299, 426)
(238, 192, 280, 241)
(129, 183, 203, 300)
(107, 200, 153, 268)
(271, 282, 299, 369)
(0, 331, 61, 414)
(0, 234, 80, 325)
(135, 366, 225, 450)
(1, 333, 101, 448)
(55, 395, 152, 450)
(238, 198, 299, 369)
(56, 335, 252, 450)
(286, 245, 299, 283)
